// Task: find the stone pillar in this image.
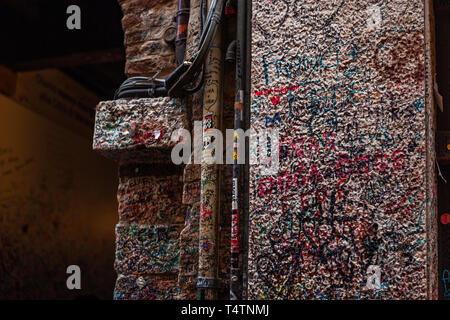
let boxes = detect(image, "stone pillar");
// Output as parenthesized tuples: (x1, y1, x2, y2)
(101, 0, 235, 300)
(249, 0, 437, 299)
(93, 97, 188, 299)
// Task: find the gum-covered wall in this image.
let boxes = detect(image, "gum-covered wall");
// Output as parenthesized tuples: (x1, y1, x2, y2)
(248, 0, 437, 299)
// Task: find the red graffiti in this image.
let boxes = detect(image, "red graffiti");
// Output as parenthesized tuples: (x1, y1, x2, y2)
(280, 132, 337, 159)
(132, 121, 165, 145)
(200, 204, 212, 220)
(254, 84, 300, 97)
(270, 96, 281, 106)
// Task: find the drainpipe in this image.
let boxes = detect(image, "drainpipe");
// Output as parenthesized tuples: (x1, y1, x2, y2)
(175, 0, 190, 64)
(230, 0, 246, 301)
(197, 0, 223, 300)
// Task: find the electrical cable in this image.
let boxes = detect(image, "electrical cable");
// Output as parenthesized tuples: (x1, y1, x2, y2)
(114, 0, 224, 100)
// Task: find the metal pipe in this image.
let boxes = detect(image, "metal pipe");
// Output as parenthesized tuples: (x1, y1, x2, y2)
(230, 0, 246, 301)
(168, 0, 225, 97)
(175, 0, 191, 64)
(197, 0, 223, 300)
(241, 0, 251, 301)
(115, 0, 225, 99)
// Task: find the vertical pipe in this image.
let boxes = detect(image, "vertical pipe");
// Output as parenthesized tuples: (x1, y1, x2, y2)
(230, 0, 246, 301)
(175, 0, 191, 64)
(197, 0, 223, 300)
(241, 0, 251, 301)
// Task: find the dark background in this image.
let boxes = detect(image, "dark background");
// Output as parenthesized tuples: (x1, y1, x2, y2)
(0, 0, 126, 300)
(0, 0, 126, 100)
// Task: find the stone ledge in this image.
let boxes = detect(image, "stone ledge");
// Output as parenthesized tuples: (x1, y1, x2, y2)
(93, 97, 189, 161)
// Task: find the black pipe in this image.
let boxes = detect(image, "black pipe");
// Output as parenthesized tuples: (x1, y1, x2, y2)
(168, 0, 224, 97)
(241, 0, 251, 301)
(114, 0, 225, 100)
(176, 0, 190, 64)
(225, 40, 237, 63)
(230, 0, 246, 301)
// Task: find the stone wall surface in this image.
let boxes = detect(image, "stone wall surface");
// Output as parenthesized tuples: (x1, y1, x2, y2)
(93, 97, 188, 161)
(94, 0, 440, 300)
(115, 275, 179, 300)
(118, 0, 178, 77)
(249, 0, 436, 299)
(94, 98, 187, 300)
(111, 165, 185, 299)
(96, 0, 215, 300)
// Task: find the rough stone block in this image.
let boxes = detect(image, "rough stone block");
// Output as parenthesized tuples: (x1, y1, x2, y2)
(118, 174, 185, 225)
(183, 163, 201, 183)
(115, 223, 182, 274)
(182, 180, 201, 205)
(114, 274, 178, 300)
(118, 0, 178, 77)
(93, 97, 189, 161)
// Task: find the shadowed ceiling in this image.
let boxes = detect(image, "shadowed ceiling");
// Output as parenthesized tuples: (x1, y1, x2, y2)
(0, 0, 126, 100)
